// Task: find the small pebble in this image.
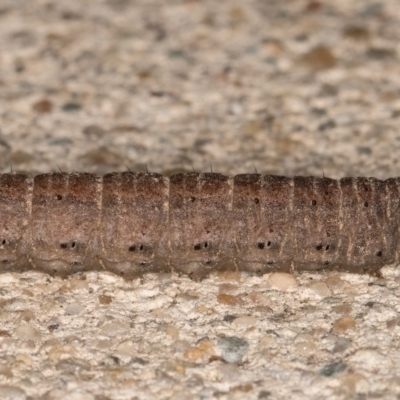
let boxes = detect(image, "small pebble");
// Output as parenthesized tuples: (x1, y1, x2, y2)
(92, 339, 111, 350)
(68, 279, 89, 292)
(115, 340, 137, 357)
(21, 289, 34, 297)
(247, 292, 271, 306)
(341, 373, 369, 394)
(14, 325, 41, 341)
(197, 340, 215, 354)
(194, 305, 215, 314)
(332, 337, 351, 353)
(0, 385, 26, 400)
(0, 364, 13, 378)
(101, 321, 129, 336)
(47, 319, 60, 333)
(366, 47, 396, 60)
(131, 294, 173, 311)
(243, 120, 263, 136)
(218, 363, 240, 380)
(151, 308, 171, 319)
(342, 26, 370, 41)
(98, 295, 113, 305)
(80, 148, 123, 169)
(349, 348, 390, 371)
(305, 1, 322, 12)
(44, 389, 94, 400)
(131, 357, 148, 366)
(308, 281, 331, 297)
(82, 125, 107, 139)
(65, 303, 84, 315)
(218, 283, 238, 294)
(0, 274, 17, 284)
(217, 271, 241, 282)
(259, 335, 277, 349)
(332, 317, 356, 332)
(10, 151, 34, 165)
(232, 383, 253, 393)
(165, 325, 179, 339)
(171, 340, 191, 353)
(298, 46, 337, 71)
(32, 99, 53, 114)
(320, 361, 347, 377)
(331, 303, 352, 315)
(294, 341, 317, 357)
(223, 314, 237, 323)
(386, 317, 400, 329)
(217, 294, 243, 306)
(268, 272, 297, 291)
(232, 316, 257, 327)
(55, 358, 90, 373)
(4, 298, 28, 312)
(177, 292, 199, 301)
(47, 344, 77, 361)
(295, 333, 314, 342)
(183, 347, 206, 362)
(217, 336, 249, 363)
(258, 390, 272, 399)
(15, 354, 34, 367)
(62, 102, 82, 112)
(134, 287, 160, 299)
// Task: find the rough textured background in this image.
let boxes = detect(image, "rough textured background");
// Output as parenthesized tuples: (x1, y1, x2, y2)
(1, 0, 400, 399)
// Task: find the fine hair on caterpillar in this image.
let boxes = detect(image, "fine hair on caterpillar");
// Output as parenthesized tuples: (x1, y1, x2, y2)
(0, 171, 398, 279)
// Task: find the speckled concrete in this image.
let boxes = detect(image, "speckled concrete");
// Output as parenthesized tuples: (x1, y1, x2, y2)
(1, 0, 400, 399)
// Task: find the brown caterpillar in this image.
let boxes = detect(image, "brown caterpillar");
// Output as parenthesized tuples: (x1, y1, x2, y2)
(0, 172, 398, 279)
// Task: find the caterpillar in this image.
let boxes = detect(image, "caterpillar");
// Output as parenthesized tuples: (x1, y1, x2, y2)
(0, 172, 397, 279)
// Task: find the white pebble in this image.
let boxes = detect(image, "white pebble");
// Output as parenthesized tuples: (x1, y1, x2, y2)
(259, 335, 277, 349)
(91, 272, 122, 284)
(3, 299, 28, 312)
(135, 287, 160, 298)
(14, 325, 41, 341)
(132, 295, 173, 312)
(151, 308, 171, 319)
(65, 303, 84, 315)
(349, 348, 391, 371)
(232, 316, 258, 327)
(115, 340, 137, 356)
(0, 274, 17, 284)
(295, 333, 315, 342)
(294, 341, 317, 356)
(218, 363, 240, 380)
(68, 279, 89, 292)
(279, 328, 297, 339)
(268, 272, 297, 291)
(101, 321, 129, 336)
(308, 281, 331, 297)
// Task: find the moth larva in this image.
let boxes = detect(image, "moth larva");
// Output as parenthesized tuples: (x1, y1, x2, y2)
(0, 172, 398, 279)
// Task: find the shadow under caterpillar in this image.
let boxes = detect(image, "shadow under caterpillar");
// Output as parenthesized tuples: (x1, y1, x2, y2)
(0, 172, 398, 279)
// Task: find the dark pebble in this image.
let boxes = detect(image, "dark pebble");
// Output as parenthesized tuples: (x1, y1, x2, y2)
(223, 315, 237, 323)
(62, 102, 82, 112)
(217, 336, 249, 363)
(320, 361, 347, 377)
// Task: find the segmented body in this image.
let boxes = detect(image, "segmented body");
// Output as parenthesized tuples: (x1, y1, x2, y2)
(0, 172, 397, 278)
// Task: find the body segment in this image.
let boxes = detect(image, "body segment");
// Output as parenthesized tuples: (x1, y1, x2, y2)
(0, 172, 396, 277)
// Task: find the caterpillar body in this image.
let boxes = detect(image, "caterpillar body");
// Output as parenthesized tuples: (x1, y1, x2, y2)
(0, 172, 398, 279)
